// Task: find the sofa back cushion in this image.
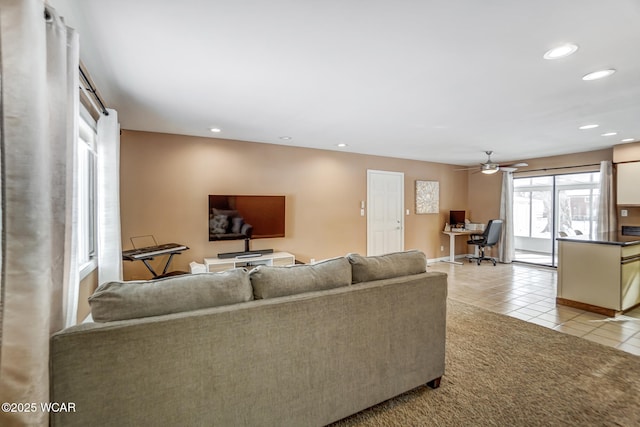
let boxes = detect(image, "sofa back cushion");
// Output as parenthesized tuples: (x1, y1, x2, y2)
(250, 257, 352, 299)
(347, 250, 427, 284)
(89, 268, 253, 322)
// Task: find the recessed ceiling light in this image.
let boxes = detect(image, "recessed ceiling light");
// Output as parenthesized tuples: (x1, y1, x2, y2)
(543, 43, 578, 60)
(582, 69, 616, 81)
(336, 143, 348, 148)
(621, 138, 635, 142)
(578, 124, 599, 130)
(601, 132, 618, 137)
(279, 136, 292, 140)
(209, 127, 221, 133)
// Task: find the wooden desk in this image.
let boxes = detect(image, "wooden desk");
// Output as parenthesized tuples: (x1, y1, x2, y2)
(442, 230, 473, 265)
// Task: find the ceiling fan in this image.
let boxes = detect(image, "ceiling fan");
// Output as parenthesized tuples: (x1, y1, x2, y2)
(458, 151, 528, 174)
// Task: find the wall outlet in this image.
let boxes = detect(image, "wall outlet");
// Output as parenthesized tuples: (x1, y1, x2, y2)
(440, 246, 444, 252)
(621, 209, 628, 217)
(406, 209, 410, 215)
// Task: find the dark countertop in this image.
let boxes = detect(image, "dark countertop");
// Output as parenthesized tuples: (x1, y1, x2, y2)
(556, 231, 640, 246)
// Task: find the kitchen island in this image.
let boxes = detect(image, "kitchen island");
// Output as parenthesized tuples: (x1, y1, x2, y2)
(557, 229, 640, 316)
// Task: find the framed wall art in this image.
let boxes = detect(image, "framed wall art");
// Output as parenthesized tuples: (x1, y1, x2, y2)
(415, 180, 439, 214)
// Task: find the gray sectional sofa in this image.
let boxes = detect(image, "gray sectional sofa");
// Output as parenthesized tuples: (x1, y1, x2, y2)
(50, 250, 448, 427)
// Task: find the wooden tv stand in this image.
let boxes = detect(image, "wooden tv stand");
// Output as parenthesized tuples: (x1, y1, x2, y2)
(204, 251, 295, 273)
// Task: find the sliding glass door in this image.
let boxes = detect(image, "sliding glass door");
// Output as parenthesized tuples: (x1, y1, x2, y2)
(513, 172, 600, 267)
(514, 177, 553, 264)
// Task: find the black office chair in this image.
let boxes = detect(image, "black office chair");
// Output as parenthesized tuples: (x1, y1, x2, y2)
(467, 219, 503, 266)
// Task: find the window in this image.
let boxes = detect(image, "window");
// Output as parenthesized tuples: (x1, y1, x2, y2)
(78, 107, 98, 276)
(514, 177, 553, 239)
(514, 172, 600, 239)
(513, 171, 600, 267)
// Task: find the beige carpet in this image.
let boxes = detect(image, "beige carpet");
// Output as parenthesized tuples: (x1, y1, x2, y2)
(332, 299, 640, 426)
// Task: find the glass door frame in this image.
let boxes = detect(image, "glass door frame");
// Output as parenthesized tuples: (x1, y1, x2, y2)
(513, 171, 600, 267)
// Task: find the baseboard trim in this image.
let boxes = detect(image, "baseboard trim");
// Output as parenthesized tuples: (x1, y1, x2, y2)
(556, 298, 618, 317)
(428, 254, 473, 265)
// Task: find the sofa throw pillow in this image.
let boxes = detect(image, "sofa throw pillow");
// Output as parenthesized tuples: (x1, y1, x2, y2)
(250, 257, 352, 299)
(347, 250, 427, 284)
(89, 268, 253, 322)
(210, 214, 229, 233)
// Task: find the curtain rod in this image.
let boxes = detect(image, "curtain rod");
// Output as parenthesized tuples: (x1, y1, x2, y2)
(79, 67, 109, 116)
(45, 5, 108, 116)
(513, 163, 601, 174)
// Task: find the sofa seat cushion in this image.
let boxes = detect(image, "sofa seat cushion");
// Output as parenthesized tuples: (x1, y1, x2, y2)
(250, 257, 352, 299)
(348, 250, 427, 284)
(89, 268, 253, 322)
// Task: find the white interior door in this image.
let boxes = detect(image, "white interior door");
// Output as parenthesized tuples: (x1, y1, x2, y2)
(367, 170, 404, 256)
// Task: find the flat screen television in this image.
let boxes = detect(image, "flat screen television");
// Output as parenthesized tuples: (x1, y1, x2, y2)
(449, 210, 466, 228)
(208, 195, 286, 243)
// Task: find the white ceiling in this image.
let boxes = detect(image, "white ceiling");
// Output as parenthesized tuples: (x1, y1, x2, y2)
(50, 0, 640, 166)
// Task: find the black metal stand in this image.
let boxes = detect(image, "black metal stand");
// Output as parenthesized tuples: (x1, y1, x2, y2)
(140, 252, 179, 277)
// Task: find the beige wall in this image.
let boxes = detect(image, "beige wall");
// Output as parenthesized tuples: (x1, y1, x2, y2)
(119, 131, 628, 281)
(467, 148, 614, 223)
(120, 131, 469, 280)
(613, 140, 640, 163)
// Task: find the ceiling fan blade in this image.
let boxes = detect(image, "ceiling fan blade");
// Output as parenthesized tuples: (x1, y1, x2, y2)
(500, 167, 518, 172)
(500, 162, 528, 168)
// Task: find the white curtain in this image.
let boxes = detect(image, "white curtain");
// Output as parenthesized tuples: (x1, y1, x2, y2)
(97, 109, 123, 284)
(0, 2, 79, 426)
(597, 160, 617, 233)
(499, 171, 515, 263)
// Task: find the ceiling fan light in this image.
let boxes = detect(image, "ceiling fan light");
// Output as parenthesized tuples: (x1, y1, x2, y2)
(482, 169, 499, 175)
(481, 164, 499, 174)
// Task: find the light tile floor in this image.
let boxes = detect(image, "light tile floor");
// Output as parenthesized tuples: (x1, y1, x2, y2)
(428, 260, 640, 356)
